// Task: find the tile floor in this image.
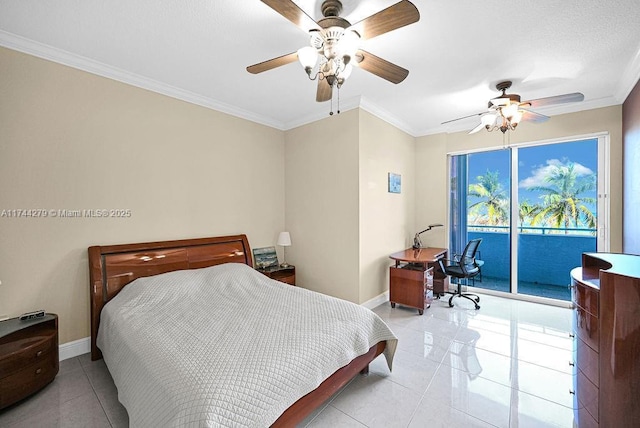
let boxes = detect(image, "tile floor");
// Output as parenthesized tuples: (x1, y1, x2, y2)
(0, 294, 577, 427)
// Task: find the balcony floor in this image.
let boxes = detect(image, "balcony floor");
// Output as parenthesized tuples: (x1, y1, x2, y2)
(469, 276, 571, 301)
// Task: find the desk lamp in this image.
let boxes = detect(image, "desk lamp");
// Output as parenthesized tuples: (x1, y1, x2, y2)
(412, 224, 443, 249)
(277, 232, 292, 267)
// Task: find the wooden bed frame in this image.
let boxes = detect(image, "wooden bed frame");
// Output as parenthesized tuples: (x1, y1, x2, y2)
(88, 234, 385, 427)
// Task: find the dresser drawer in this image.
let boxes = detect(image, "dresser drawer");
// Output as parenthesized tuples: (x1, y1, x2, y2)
(574, 306, 599, 352)
(577, 369, 598, 422)
(575, 406, 598, 428)
(0, 356, 58, 408)
(275, 272, 295, 285)
(0, 332, 55, 376)
(572, 279, 599, 316)
(575, 336, 599, 387)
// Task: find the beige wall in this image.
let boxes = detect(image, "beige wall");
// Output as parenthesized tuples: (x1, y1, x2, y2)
(284, 110, 360, 302)
(416, 105, 624, 252)
(284, 109, 415, 304)
(358, 110, 415, 303)
(0, 47, 286, 344)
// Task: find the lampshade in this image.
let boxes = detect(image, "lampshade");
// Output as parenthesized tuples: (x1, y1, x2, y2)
(502, 103, 519, 120)
(277, 232, 291, 247)
(297, 46, 318, 70)
(511, 110, 524, 124)
(339, 30, 360, 59)
(481, 113, 497, 127)
(341, 63, 353, 80)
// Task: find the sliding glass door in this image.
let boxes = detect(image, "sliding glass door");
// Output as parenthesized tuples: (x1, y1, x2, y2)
(449, 136, 606, 302)
(515, 140, 598, 299)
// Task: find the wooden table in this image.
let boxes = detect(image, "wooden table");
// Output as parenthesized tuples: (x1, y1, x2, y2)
(389, 247, 448, 315)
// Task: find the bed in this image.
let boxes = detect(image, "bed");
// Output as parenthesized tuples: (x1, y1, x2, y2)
(88, 235, 397, 427)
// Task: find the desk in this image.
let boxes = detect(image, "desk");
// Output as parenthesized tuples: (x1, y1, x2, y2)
(389, 247, 448, 315)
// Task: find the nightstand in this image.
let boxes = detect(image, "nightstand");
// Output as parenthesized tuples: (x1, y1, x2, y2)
(258, 266, 296, 286)
(0, 314, 59, 409)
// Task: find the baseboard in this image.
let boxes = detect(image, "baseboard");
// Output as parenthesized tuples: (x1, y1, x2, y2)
(59, 337, 90, 361)
(361, 291, 389, 310)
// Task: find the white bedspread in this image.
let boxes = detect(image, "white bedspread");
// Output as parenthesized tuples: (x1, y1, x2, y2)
(97, 262, 397, 427)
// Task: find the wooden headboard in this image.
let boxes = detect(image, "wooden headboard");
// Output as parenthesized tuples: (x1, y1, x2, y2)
(88, 234, 252, 360)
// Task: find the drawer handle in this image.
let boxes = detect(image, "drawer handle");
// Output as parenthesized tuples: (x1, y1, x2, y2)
(569, 333, 575, 338)
(569, 390, 575, 395)
(35, 368, 42, 375)
(569, 361, 575, 367)
(36, 350, 43, 357)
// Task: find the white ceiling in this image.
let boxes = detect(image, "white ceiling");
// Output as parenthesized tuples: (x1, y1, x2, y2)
(1, 0, 639, 136)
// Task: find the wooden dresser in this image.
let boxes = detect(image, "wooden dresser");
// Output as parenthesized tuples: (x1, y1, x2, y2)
(0, 314, 59, 409)
(570, 253, 640, 428)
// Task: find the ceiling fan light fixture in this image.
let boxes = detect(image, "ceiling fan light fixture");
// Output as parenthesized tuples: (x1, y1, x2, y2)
(502, 103, 520, 120)
(511, 110, 524, 125)
(247, 0, 420, 114)
(481, 113, 497, 127)
(297, 46, 318, 73)
(339, 63, 353, 83)
(339, 30, 360, 58)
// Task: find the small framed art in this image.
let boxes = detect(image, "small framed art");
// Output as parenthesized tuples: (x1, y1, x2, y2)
(388, 172, 401, 193)
(253, 246, 279, 269)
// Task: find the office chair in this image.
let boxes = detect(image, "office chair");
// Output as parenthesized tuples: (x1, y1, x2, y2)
(438, 238, 482, 310)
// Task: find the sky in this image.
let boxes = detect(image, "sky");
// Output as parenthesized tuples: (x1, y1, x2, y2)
(467, 138, 598, 222)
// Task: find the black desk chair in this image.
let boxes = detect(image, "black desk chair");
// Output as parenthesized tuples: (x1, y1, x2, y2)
(438, 238, 482, 310)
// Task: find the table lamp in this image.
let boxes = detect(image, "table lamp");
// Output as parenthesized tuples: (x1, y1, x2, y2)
(412, 224, 443, 249)
(277, 232, 292, 267)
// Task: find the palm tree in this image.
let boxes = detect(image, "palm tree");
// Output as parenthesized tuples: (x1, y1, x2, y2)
(518, 200, 540, 232)
(468, 170, 509, 226)
(528, 163, 596, 233)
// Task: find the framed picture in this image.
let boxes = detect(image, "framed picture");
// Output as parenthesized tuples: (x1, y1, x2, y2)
(388, 172, 401, 193)
(253, 246, 279, 269)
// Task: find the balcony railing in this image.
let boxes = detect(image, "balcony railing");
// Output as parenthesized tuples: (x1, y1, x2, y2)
(468, 224, 596, 236)
(466, 227, 597, 300)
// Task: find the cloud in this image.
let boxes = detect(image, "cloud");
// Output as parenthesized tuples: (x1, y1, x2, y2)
(519, 159, 594, 189)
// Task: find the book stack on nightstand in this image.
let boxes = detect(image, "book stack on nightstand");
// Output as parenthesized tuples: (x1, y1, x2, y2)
(257, 266, 296, 286)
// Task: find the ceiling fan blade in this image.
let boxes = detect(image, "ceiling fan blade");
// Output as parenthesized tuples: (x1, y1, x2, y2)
(354, 50, 408, 84)
(348, 0, 420, 41)
(246, 52, 298, 74)
(468, 123, 485, 134)
(316, 78, 332, 102)
(441, 112, 484, 125)
(520, 108, 550, 123)
(260, 0, 319, 32)
(523, 92, 584, 109)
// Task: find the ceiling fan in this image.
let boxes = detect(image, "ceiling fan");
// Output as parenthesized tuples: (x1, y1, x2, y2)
(246, 0, 420, 103)
(443, 81, 585, 134)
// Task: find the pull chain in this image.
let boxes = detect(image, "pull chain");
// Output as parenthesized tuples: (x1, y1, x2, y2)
(329, 87, 334, 116)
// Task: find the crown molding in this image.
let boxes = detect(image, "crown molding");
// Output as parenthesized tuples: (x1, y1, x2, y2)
(615, 42, 640, 103)
(358, 96, 418, 137)
(0, 31, 287, 131)
(0, 31, 420, 136)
